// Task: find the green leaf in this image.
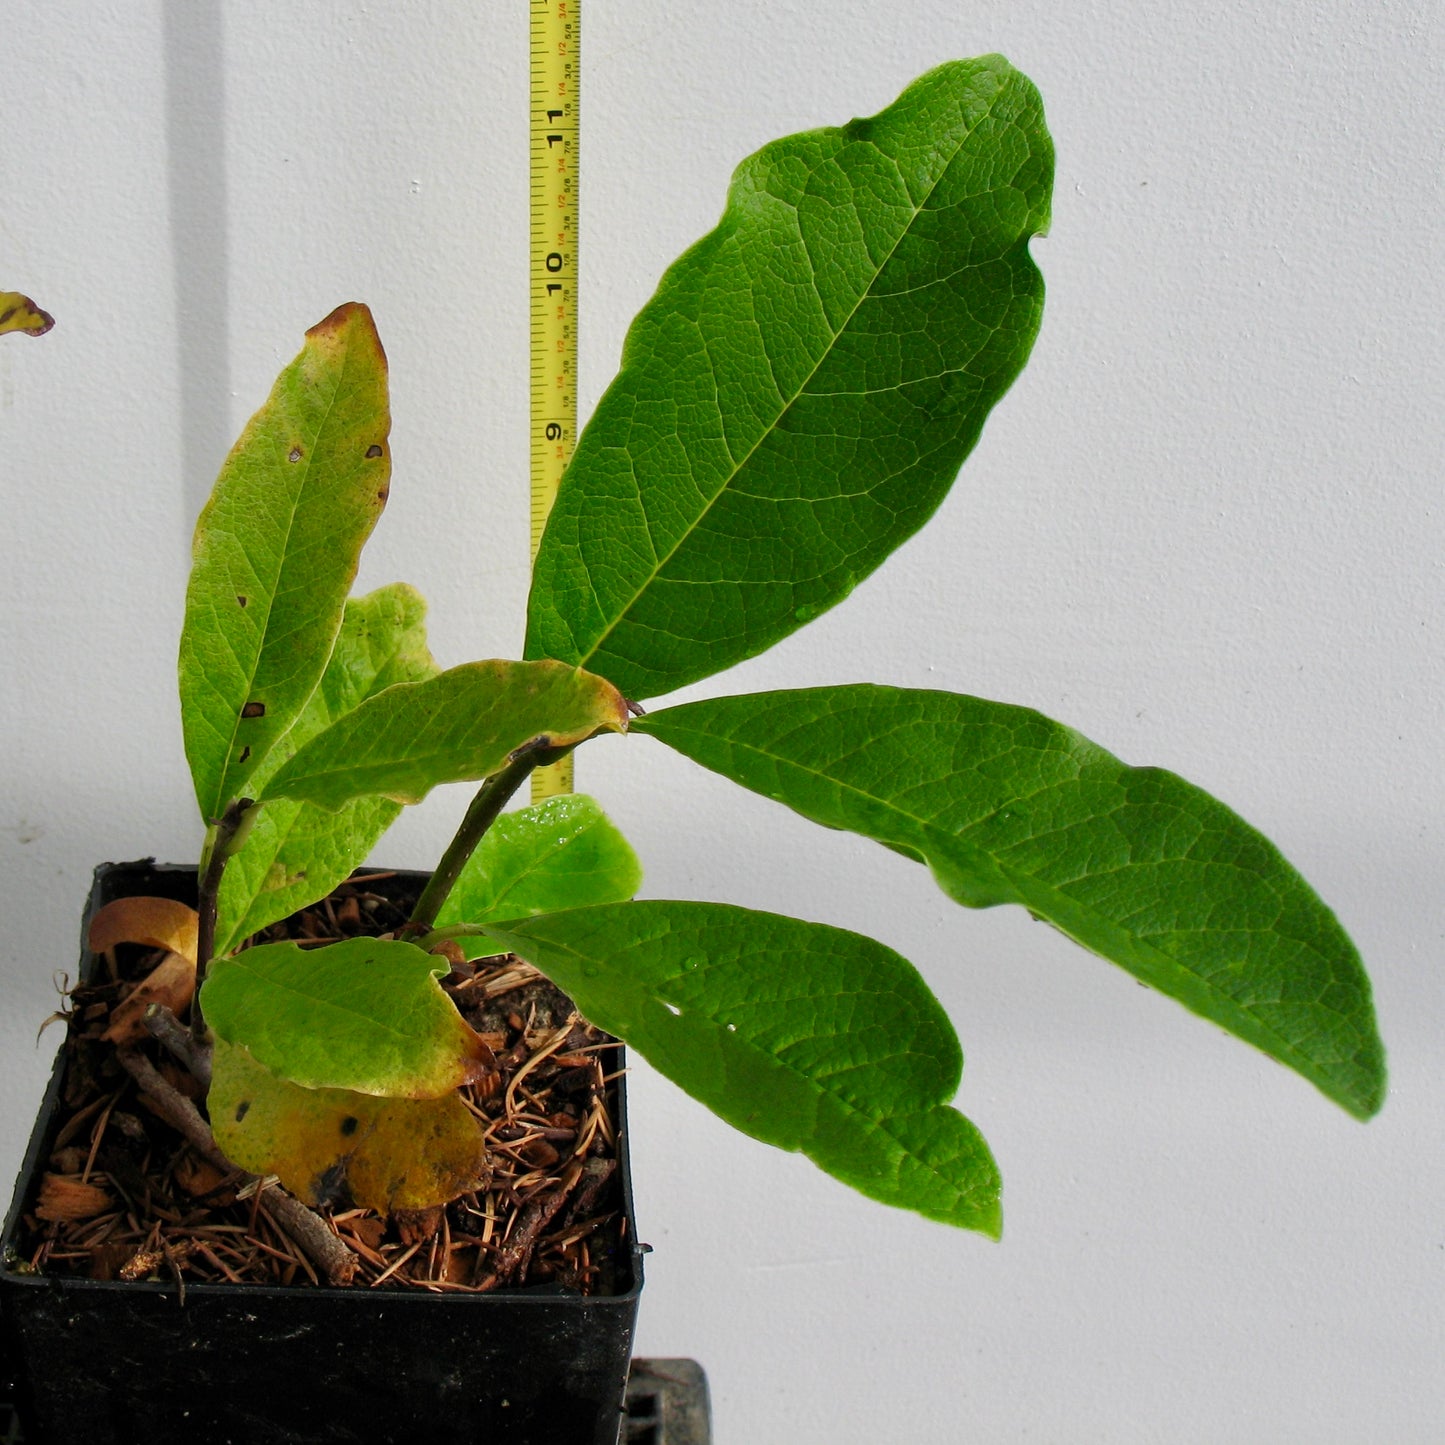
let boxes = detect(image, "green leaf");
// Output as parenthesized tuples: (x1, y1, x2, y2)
(525, 56, 1051, 699)
(209, 1038, 487, 1214)
(477, 901, 1001, 1235)
(214, 583, 437, 955)
(257, 659, 629, 811)
(200, 937, 491, 1098)
(635, 687, 1387, 1120)
(433, 795, 643, 957)
(180, 303, 392, 820)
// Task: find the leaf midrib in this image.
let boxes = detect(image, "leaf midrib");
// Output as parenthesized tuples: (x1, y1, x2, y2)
(486, 918, 994, 1217)
(644, 721, 1362, 1104)
(209, 362, 350, 817)
(219, 953, 444, 1063)
(574, 78, 1011, 677)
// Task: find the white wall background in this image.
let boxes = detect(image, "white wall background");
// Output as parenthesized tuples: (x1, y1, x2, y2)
(2, 3, 1441, 1440)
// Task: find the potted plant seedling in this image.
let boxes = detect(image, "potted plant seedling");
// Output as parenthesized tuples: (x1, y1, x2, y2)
(2, 54, 1385, 1445)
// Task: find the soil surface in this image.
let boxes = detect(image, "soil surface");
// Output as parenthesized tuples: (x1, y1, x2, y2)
(13, 872, 631, 1295)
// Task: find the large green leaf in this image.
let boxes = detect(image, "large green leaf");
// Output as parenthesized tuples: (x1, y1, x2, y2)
(476, 901, 1001, 1234)
(635, 687, 1387, 1120)
(180, 303, 392, 820)
(214, 583, 437, 955)
(257, 659, 629, 811)
(433, 794, 642, 956)
(525, 56, 1051, 699)
(201, 937, 491, 1098)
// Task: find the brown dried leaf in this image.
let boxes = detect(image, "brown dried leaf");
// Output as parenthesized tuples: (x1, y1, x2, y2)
(88, 896, 199, 965)
(102, 951, 197, 1044)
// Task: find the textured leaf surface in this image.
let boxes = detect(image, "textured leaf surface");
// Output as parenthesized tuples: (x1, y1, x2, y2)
(214, 584, 436, 954)
(258, 660, 629, 811)
(434, 795, 642, 957)
(526, 56, 1051, 698)
(0, 292, 54, 336)
(637, 686, 1387, 1119)
(478, 901, 1000, 1234)
(209, 1038, 486, 1214)
(201, 938, 490, 1098)
(179, 303, 392, 820)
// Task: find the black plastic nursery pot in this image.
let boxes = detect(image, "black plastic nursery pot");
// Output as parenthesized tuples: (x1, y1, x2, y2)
(0, 861, 644, 1445)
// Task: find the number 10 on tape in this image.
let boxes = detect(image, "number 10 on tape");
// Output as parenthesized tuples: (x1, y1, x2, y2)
(530, 0, 578, 800)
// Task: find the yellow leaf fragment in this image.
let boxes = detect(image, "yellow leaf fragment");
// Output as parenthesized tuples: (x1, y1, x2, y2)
(209, 1039, 488, 1215)
(88, 896, 199, 965)
(0, 292, 55, 337)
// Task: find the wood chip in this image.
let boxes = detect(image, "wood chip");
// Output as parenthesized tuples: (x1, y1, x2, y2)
(36, 1173, 113, 1222)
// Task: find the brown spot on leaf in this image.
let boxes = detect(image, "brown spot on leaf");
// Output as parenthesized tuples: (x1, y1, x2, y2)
(236, 594, 249, 608)
(241, 701, 266, 719)
(339, 1116, 359, 1137)
(234, 1100, 250, 1123)
(366, 444, 383, 459)
(238, 746, 251, 764)
(377, 485, 390, 503)
(288, 446, 303, 463)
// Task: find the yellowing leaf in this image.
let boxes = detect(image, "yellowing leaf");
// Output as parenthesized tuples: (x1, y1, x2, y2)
(0, 292, 54, 337)
(259, 660, 630, 811)
(209, 1039, 487, 1214)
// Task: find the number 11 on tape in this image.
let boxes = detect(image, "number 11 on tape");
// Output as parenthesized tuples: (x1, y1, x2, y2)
(530, 0, 578, 801)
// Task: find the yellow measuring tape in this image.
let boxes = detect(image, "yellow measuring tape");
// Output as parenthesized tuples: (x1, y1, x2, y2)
(530, 0, 579, 801)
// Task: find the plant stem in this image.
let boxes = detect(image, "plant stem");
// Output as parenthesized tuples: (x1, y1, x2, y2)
(193, 796, 254, 1038)
(409, 745, 566, 932)
(145, 1004, 213, 1086)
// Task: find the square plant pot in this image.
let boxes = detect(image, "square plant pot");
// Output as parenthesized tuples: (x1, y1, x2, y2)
(0, 861, 644, 1445)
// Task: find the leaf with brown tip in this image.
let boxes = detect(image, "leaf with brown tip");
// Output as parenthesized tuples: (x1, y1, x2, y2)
(0, 292, 54, 337)
(259, 660, 630, 811)
(179, 303, 393, 820)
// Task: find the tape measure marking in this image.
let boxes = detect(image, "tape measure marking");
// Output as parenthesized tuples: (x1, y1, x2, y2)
(530, 0, 579, 801)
